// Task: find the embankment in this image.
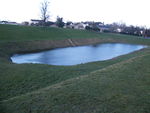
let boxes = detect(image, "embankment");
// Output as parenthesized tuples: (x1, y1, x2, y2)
(0, 37, 149, 62)
(0, 38, 116, 60)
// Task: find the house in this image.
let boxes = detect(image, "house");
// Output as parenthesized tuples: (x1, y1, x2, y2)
(0, 21, 19, 25)
(143, 29, 150, 38)
(97, 25, 110, 32)
(73, 23, 87, 30)
(64, 22, 74, 29)
(30, 19, 43, 25)
(30, 19, 56, 27)
(83, 21, 105, 32)
(0, 21, 8, 24)
(115, 28, 122, 33)
(21, 21, 29, 26)
(8, 22, 19, 25)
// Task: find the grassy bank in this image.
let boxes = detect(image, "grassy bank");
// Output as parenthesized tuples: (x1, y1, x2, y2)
(0, 24, 143, 41)
(2, 50, 150, 113)
(0, 24, 150, 113)
(0, 24, 105, 41)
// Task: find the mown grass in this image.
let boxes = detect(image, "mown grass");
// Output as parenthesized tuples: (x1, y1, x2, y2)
(0, 24, 142, 41)
(1, 48, 149, 100)
(1, 50, 150, 113)
(0, 24, 101, 41)
(0, 24, 150, 113)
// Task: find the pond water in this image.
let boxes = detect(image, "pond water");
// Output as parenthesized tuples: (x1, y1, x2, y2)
(11, 43, 146, 66)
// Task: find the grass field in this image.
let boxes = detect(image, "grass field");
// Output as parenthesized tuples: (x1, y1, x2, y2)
(0, 24, 144, 41)
(0, 24, 150, 113)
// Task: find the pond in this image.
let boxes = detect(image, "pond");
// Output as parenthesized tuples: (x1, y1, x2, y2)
(11, 43, 147, 66)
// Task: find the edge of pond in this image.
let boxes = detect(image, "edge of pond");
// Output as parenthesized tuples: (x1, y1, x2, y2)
(0, 37, 150, 63)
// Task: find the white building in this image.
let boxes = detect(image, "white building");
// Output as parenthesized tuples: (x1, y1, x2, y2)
(0, 21, 19, 25)
(73, 23, 87, 30)
(30, 19, 42, 25)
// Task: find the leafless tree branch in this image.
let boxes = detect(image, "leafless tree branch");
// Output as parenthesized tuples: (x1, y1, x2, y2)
(40, 0, 50, 24)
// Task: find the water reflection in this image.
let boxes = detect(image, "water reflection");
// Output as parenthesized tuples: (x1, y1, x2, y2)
(11, 43, 146, 66)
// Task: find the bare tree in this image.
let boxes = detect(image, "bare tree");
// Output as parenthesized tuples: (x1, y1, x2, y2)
(40, 0, 50, 25)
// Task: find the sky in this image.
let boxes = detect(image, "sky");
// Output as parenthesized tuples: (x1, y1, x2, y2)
(0, 0, 150, 27)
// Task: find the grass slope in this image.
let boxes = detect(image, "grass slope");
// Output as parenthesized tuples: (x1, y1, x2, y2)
(1, 49, 150, 113)
(0, 24, 101, 41)
(0, 24, 142, 41)
(0, 48, 149, 100)
(0, 24, 150, 113)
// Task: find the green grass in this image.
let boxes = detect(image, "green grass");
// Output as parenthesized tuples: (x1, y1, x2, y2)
(0, 24, 142, 41)
(1, 49, 148, 100)
(0, 24, 101, 41)
(0, 24, 150, 113)
(2, 52, 150, 113)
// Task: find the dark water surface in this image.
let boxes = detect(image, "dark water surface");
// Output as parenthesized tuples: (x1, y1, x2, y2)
(11, 43, 146, 66)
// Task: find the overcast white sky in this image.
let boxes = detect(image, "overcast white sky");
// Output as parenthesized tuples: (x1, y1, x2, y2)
(0, 0, 150, 27)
